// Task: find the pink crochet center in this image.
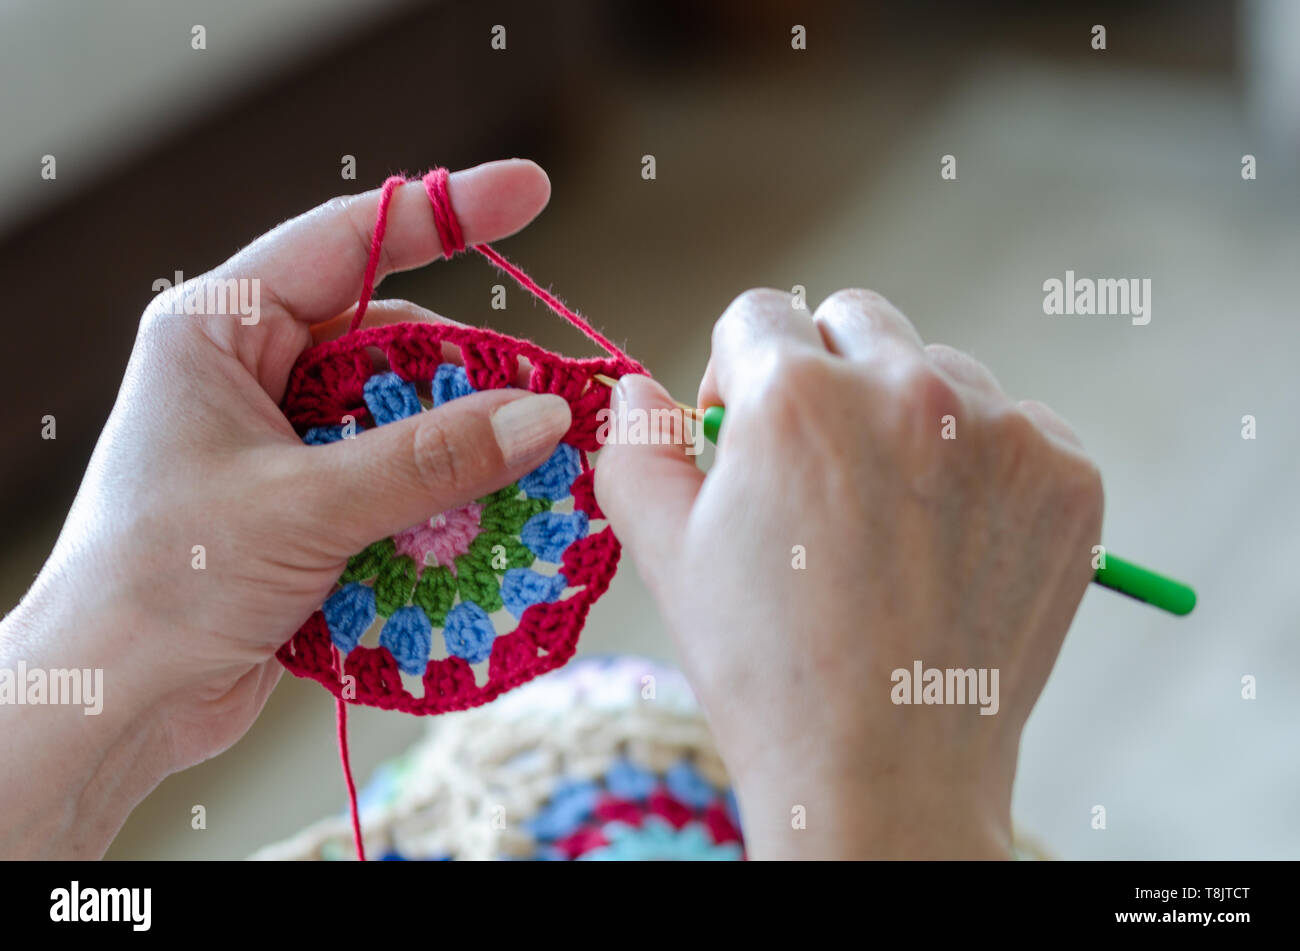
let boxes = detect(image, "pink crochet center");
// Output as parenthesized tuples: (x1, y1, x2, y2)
(391, 502, 484, 577)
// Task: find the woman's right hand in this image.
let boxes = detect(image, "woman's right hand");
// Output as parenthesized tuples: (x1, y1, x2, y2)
(595, 288, 1103, 859)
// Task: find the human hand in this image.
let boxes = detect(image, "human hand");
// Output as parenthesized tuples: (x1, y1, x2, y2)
(595, 288, 1104, 859)
(0, 159, 572, 857)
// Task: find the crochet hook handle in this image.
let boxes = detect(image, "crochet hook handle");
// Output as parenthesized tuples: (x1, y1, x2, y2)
(698, 405, 1196, 616)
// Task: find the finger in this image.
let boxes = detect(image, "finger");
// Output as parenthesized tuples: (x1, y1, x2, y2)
(595, 375, 706, 597)
(697, 288, 824, 410)
(1018, 399, 1085, 451)
(293, 388, 571, 550)
(924, 342, 1005, 400)
(813, 288, 925, 361)
(215, 159, 550, 326)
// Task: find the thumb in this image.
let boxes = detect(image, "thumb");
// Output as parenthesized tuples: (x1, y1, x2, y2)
(594, 375, 706, 595)
(298, 389, 572, 552)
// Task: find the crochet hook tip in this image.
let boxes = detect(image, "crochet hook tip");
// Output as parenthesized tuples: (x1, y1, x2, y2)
(590, 373, 704, 420)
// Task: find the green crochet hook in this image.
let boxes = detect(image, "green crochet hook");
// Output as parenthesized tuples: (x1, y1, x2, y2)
(699, 404, 1195, 616)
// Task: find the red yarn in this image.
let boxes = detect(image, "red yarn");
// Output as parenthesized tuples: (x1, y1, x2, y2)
(349, 175, 405, 334)
(423, 167, 464, 259)
(333, 647, 366, 861)
(348, 168, 643, 373)
(282, 167, 647, 861)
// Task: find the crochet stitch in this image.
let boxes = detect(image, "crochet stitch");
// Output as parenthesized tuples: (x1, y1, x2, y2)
(277, 168, 646, 716)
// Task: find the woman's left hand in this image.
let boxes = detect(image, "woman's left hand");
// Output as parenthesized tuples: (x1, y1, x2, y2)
(0, 159, 571, 857)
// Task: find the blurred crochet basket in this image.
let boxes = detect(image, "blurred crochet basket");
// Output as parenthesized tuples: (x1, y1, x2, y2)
(252, 656, 745, 860)
(253, 654, 1050, 860)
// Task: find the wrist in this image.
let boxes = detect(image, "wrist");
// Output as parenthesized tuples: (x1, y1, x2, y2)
(0, 571, 172, 858)
(728, 751, 1015, 860)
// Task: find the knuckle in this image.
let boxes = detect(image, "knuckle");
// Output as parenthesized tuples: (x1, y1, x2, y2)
(818, 287, 887, 315)
(411, 420, 466, 491)
(734, 286, 793, 311)
(734, 349, 833, 441)
(990, 404, 1041, 447)
(982, 407, 1043, 483)
(318, 195, 354, 219)
(327, 194, 394, 274)
(753, 349, 831, 409)
(927, 343, 998, 387)
(1019, 399, 1074, 438)
(894, 361, 961, 422)
(768, 348, 828, 390)
(924, 341, 964, 362)
(139, 300, 167, 335)
(714, 287, 792, 340)
(1062, 458, 1105, 530)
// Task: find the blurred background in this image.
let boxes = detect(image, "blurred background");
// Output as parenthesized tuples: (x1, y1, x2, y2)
(1, 0, 1296, 859)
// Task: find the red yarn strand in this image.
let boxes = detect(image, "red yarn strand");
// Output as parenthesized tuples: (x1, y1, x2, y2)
(334, 646, 366, 861)
(423, 167, 465, 258)
(472, 241, 638, 368)
(348, 174, 407, 334)
(345, 167, 643, 373)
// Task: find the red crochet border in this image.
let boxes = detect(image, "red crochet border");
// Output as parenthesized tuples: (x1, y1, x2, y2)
(276, 320, 637, 715)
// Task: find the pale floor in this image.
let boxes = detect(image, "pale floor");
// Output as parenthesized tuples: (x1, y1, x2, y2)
(10, 57, 1295, 859)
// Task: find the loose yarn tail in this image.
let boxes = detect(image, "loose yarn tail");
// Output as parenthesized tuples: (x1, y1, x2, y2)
(334, 646, 366, 861)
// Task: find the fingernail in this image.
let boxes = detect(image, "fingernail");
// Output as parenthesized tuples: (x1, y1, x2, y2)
(491, 394, 572, 467)
(611, 374, 660, 413)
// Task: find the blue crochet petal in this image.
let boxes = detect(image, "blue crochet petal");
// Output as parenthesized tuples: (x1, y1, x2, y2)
(581, 819, 743, 861)
(378, 605, 433, 675)
(526, 779, 601, 841)
(520, 511, 589, 563)
(501, 569, 568, 619)
(666, 760, 717, 809)
(303, 423, 363, 445)
(604, 758, 657, 802)
(363, 372, 422, 426)
(432, 363, 476, 406)
(518, 442, 581, 501)
(442, 601, 497, 664)
(323, 583, 375, 653)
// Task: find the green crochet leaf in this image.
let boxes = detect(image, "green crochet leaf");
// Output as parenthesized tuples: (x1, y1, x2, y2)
(477, 483, 522, 509)
(341, 537, 396, 584)
(412, 565, 457, 627)
(480, 494, 551, 535)
(374, 554, 417, 617)
(470, 532, 534, 573)
(455, 549, 503, 613)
